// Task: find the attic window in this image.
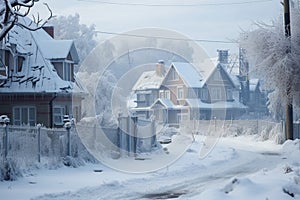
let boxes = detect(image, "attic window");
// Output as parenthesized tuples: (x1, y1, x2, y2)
(170, 68, 179, 80)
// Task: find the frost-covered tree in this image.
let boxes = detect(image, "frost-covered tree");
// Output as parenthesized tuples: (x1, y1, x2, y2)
(240, 7, 300, 120)
(50, 13, 98, 68)
(95, 70, 120, 127)
(0, 0, 52, 41)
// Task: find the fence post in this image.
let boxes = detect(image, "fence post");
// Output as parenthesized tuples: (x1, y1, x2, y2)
(4, 124, 8, 159)
(37, 124, 42, 163)
(1, 116, 10, 160)
(214, 117, 217, 132)
(63, 115, 72, 157)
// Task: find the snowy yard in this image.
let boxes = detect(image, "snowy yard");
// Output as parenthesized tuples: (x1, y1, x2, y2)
(1, 134, 300, 200)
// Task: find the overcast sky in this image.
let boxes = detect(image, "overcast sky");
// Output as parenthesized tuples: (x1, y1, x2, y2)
(34, 0, 283, 57)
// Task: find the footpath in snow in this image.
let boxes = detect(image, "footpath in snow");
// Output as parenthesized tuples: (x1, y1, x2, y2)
(1, 135, 300, 200)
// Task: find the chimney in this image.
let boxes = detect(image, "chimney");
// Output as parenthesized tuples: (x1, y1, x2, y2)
(217, 49, 229, 64)
(156, 60, 165, 77)
(42, 26, 54, 38)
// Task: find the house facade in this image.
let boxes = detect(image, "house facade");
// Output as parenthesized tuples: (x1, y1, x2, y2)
(130, 59, 247, 125)
(0, 18, 85, 127)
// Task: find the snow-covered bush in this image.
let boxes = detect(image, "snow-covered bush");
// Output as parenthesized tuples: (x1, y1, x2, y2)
(0, 159, 22, 181)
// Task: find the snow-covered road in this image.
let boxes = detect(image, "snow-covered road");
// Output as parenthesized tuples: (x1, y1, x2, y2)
(1, 135, 299, 200)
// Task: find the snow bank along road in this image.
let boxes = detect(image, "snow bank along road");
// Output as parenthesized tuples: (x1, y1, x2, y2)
(2, 135, 299, 200)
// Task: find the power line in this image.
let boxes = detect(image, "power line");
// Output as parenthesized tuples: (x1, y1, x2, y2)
(77, 0, 273, 7)
(95, 30, 237, 44)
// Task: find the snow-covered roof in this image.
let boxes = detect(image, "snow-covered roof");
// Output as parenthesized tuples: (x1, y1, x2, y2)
(249, 79, 259, 92)
(229, 74, 241, 89)
(151, 98, 175, 109)
(0, 17, 83, 94)
(171, 59, 237, 89)
(171, 62, 205, 88)
(186, 99, 247, 109)
(38, 40, 74, 59)
(132, 70, 164, 91)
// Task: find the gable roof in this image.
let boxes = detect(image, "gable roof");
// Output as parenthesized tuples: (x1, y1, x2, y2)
(170, 62, 205, 88)
(132, 70, 164, 91)
(151, 98, 175, 109)
(169, 60, 237, 89)
(0, 17, 83, 94)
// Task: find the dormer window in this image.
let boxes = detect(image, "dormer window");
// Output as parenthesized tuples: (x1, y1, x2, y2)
(52, 61, 74, 82)
(63, 62, 72, 81)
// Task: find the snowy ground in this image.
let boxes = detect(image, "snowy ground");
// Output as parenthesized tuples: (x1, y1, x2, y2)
(1, 135, 300, 200)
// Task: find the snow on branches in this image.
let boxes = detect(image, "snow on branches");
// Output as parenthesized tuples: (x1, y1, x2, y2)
(0, 0, 53, 41)
(240, 9, 300, 119)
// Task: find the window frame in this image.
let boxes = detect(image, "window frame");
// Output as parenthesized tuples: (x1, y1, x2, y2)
(165, 90, 171, 99)
(13, 106, 36, 126)
(211, 87, 222, 101)
(226, 88, 233, 101)
(63, 61, 72, 81)
(201, 88, 209, 100)
(177, 87, 184, 99)
(53, 106, 65, 125)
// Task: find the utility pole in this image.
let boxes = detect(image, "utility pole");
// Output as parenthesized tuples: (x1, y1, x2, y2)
(284, 0, 293, 140)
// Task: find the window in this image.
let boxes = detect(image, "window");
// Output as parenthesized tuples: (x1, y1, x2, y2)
(53, 106, 65, 125)
(73, 106, 81, 122)
(165, 90, 171, 99)
(159, 90, 164, 98)
(211, 88, 222, 100)
(13, 106, 36, 126)
(177, 87, 183, 99)
(63, 62, 72, 81)
(138, 94, 146, 102)
(170, 68, 179, 80)
(226, 88, 233, 100)
(201, 88, 208, 100)
(52, 61, 74, 81)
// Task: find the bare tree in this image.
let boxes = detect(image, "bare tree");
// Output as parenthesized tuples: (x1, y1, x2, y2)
(0, 0, 52, 41)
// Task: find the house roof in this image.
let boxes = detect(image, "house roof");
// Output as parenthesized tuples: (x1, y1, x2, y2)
(0, 17, 83, 94)
(171, 62, 205, 88)
(229, 74, 241, 89)
(151, 98, 175, 109)
(171, 60, 237, 89)
(132, 70, 164, 91)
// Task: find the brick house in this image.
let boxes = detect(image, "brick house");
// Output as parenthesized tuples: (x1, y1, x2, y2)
(0, 18, 85, 127)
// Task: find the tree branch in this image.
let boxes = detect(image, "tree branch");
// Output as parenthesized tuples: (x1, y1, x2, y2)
(16, 3, 53, 31)
(0, 1, 53, 41)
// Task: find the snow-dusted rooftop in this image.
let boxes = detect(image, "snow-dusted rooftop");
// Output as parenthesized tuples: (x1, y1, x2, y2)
(151, 98, 175, 109)
(0, 17, 83, 94)
(132, 70, 164, 91)
(171, 62, 205, 88)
